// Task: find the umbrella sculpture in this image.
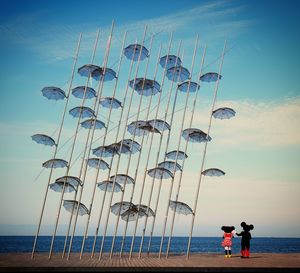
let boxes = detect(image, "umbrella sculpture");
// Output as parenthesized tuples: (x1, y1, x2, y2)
(212, 107, 236, 120)
(166, 150, 188, 160)
(124, 44, 149, 61)
(31, 134, 56, 147)
(159, 55, 182, 69)
(169, 200, 193, 215)
(81, 118, 105, 130)
(42, 159, 68, 168)
(147, 119, 170, 131)
(118, 139, 141, 154)
(55, 176, 82, 188)
(138, 124, 161, 135)
(129, 78, 161, 96)
(99, 97, 122, 109)
(158, 160, 182, 172)
(127, 120, 148, 137)
(178, 81, 199, 93)
(182, 128, 212, 143)
(166, 66, 190, 82)
(49, 181, 77, 193)
(78, 64, 117, 81)
(69, 106, 95, 118)
(111, 201, 135, 216)
(41, 87, 66, 101)
(63, 200, 89, 216)
(147, 167, 174, 179)
(200, 72, 222, 82)
(202, 168, 225, 177)
(97, 180, 123, 192)
(72, 86, 96, 99)
(86, 158, 110, 169)
(110, 174, 135, 185)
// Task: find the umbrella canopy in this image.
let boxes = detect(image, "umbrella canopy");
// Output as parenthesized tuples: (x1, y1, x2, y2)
(78, 64, 116, 81)
(202, 168, 225, 177)
(111, 201, 134, 216)
(63, 200, 89, 216)
(139, 125, 161, 135)
(129, 78, 160, 96)
(182, 128, 211, 143)
(49, 181, 76, 193)
(72, 86, 96, 99)
(99, 97, 122, 109)
(159, 55, 182, 69)
(87, 158, 110, 169)
(147, 119, 170, 132)
(110, 174, 135, 185)
(120, 207, 146, 222)
(166, 150, 188, 161)
(158, 160, 182, 172)
(92, 143, 130, 157)
(166, 66, 190, 82)
(31, 134, 56, 147)
(81, 118, 105, 130)
(212, 107, 236, 120)
(97, 180, 123, 192)
(55, 176, 82, 188)
(41, 87, 66, 101)
(200, 72, 222, 82)
(147, 167, 173, 180)
(124, 44, 149, 61)
(138, 204, 155, 217)
(118, 139, 141, 154)
(69, 106, 95, 118)
(169, 200, 193, 215)
(178, 81, 199, 93)
(42, 158, 68, 169)
(127, 120, 148, 137)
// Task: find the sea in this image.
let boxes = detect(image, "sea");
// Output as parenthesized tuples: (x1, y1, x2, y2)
(1, 236, 300, 254)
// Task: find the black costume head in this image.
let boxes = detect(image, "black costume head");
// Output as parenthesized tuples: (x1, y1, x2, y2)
(221, 226, 235, 233)
(241, 222, 254, 231)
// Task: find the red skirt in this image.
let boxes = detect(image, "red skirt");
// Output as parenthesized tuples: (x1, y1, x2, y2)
(221, 238, 232, 247)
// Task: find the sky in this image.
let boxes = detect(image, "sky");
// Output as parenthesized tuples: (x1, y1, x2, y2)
(0, 0, 300, 241)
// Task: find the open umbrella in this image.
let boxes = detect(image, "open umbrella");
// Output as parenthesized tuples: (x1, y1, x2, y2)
(118, 139, 141, 154)
(212, 107, 236, 120)
(127, 120, 148, 137)
(41, 87, 66, 101)
(111, 201, 134, 216)
(202, 168, 225, 177)
(169, 200, 193, 215)
(69, 106, 95, 118)
(138, 204, 155, 217)
(63, 200, 89, 216)
(129, 78, 160, 96)
(31, 134, 56, 147)
(42, 158, 68, 169)
(178, 81, 199, 93)
(182, 128, 211, 143)
(124, 44, 149, 61)
(99, 97, 122, 109)
(110, 174, 135, 185)
(97, 180, 123, 192)
(147, 119, 170, 132)
(120, 206, 146, 222)
(72, 86, 96, 99)
(55, 176, 82, 188)
(166, 150, 188, 160)
(147, 167, 173, 180)
(166, 66, 190, 82)
(200, 72, 222, 82)
(81, 118, 105, 130)
(139, 125, 161, 135)
(159, 55, 182, 69)
(49, 181, 77, 193)
(78, 64, 116, 81)
(87, 158, 110, 169)
(158, 160, 182, 172)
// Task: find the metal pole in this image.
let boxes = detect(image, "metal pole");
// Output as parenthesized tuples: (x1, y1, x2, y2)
(98, 27, 150, 259)
(31, 33, 82, 259)
(48, 30, 100, 259)
(159, 35, 199, 259)
(66, 22, 115, 260)
(137, 45, 184, 259)
(186, 41, 226, 259)
(109, 41, 163, 259)
(78, 31, 128, 259)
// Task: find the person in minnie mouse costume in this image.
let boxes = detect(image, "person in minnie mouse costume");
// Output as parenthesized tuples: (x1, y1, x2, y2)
(236, 221, 254, 258)
(221, 226, 235, 258)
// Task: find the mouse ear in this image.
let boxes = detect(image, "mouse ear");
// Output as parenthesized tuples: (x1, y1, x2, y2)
(221, 226, 225, 231)
(249, 224, 254, 230)
(241, 222, 246, 227)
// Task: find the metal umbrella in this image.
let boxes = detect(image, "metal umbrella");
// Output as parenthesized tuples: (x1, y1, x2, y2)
(31, 134, 56, 147)
(127, 120, 148, 137)
(41, 87, 66, 101)
(42, 159, 68, 169)
(78, 64, 116, 81)
(63, 200, 89, 216)
(158, 161, 182, 172)
(97, 181, 123, 192)
(69, 106, 95, 118)
(81, 119, 105, 130)
(86, 158, 110, 170)
(129, 78, 160, 96)
(49, 181, 77, 193)
(147, 167, 173, 180)
(202, 168, 225, 177)
(118, 139, 141, 154)
(110, 174, 135, 185)
(178, 81, 199, 93)
(111, 201, 134, 216)
(200, 72, 222, 82)
(166, 66, 190, 82)
(55, 176, 82, 188)
(159, 55, 182, 69)
(147, 119, 170, 132)
(182, 128, 212, 143)
(72, 86, 96, 99)
(139, 124, 161, 135)
(124, 44, 149, 61)
(212, 107, 236, 120)
(166, 150, 188, 161)
(169, 200, 193, 215)
(99, 97, 122, 109)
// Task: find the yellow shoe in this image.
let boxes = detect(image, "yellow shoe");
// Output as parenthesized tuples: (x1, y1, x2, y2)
(228, 255, 232, 258)
(225, 255, 228, 258)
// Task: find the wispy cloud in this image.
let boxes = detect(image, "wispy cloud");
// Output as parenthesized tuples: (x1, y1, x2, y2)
(0, 1, 253, 62)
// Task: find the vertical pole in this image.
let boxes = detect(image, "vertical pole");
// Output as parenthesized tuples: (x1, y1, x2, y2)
(31, 33, 82, 259)
(48, 30, 100, 259)
(186, 41, 226, 259)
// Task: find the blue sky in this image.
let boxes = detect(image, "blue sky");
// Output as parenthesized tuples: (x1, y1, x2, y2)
(0, 0, 299, 239)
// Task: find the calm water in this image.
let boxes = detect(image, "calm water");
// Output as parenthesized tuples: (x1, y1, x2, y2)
(1, 236, 300, 254)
